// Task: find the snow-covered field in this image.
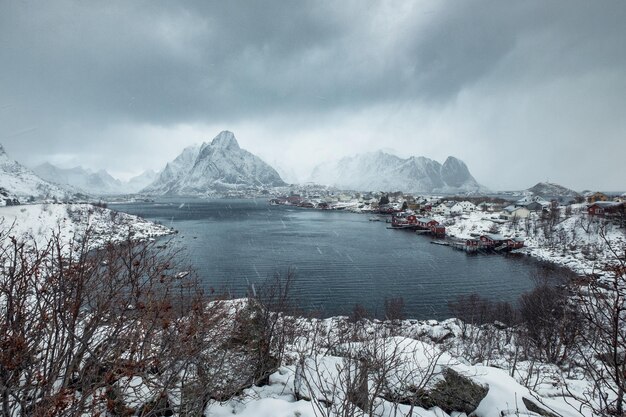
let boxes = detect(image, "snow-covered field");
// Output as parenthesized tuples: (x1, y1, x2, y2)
(0, 203, 172, 250)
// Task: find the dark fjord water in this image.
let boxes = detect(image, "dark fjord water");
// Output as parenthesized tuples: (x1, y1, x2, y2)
(115, 199, 554, 319)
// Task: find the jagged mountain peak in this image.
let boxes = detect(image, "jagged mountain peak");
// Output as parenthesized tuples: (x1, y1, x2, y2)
(209, 130, 239, 150)
(143, 131, 285, 195)
(441, 156, 472, 188)
(443, 155, 464, 165)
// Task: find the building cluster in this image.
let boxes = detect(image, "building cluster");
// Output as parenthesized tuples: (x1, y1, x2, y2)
(269, 187, 625, 219)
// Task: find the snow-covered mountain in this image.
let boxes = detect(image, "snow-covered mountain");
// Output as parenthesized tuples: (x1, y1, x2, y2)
(143, 131, 285, 195)
(527, 182, 579, 198)
(33, 163, 160, 195)
(309, 151, 485, 194)
(0, 144, 70, 203)
(141, 144, 201, 194)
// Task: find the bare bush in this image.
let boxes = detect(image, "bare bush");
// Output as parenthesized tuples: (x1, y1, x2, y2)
(384, 297, 405, 321)
(572, 233, 626, 415)
(518, 285, 580, 364)
(0, 229, 240, 416)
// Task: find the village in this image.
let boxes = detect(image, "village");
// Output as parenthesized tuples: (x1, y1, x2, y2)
(270, 188, 626, 276)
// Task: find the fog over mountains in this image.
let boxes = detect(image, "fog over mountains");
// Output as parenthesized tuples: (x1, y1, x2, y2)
(0, 145, 72, 203)
(32, 163, 158, 195)
(141, 131, 486, 195)
(0, 130, 491, 198)
(310, 152, 486, 194)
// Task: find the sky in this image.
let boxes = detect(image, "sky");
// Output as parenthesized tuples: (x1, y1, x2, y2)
(1, 0, 625, 191)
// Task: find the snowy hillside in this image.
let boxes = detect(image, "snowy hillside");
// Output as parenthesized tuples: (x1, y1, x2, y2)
(143, 131, 285, 195)
(527, 182, 579, 198)
(310, 152, 486, 194)
(0, 203, 172, 250)
(439, 208, 625, 277)
(0, 144, 71, 203)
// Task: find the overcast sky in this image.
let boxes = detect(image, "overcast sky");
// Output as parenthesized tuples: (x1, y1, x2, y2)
(1, 0, 624, 191)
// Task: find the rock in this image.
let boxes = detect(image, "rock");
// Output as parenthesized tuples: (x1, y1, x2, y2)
(393, 368, 488, 415)
(522, 397, 561, 417)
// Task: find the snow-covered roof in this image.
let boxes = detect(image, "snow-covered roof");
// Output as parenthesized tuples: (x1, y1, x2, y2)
(483, 233, 505, 241)
(417, 217, 436, 223)
(589, 201, 623, 208)
(504, 205, 528, 213)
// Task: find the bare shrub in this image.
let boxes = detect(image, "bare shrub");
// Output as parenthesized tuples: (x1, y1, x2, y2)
(384, 297, 405, 321)
(350, 303, 370, 323)
(518, 285, 580, 364)
(0, 229, 238, 416)
(571, 233, 626, 415)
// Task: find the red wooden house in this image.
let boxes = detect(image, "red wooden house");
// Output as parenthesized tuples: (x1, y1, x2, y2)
(505, 237, 525, 249)
(588, 201, 624, 216)
(479, 234, 506, 247)
(416, 217, 438, 228)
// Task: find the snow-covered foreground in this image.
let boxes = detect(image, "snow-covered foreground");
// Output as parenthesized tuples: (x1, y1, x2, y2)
(0, 203, 172, 250)
(0, 203, 620, 416)
(202, 312, 595, 417)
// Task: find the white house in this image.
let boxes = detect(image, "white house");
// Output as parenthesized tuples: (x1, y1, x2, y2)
(476, 202, 500, 212)
(501, 205, 531, 220)
(449, 201, 477, 214)
(431, 203, 451, 215)
(515, 195, 546, 207)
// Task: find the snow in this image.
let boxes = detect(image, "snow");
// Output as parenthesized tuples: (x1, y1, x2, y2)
(0, 203, 172, 250)
(436, 209, 625, 278)
(1, 197, 621, 416)
(202, 317, 598, 417)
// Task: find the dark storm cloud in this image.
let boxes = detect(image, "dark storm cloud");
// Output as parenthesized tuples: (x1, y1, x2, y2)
(1, 0, 343, 125)
(0, 0, 624, 189)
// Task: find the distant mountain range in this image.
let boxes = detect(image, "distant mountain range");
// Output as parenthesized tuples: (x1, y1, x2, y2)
(32, 163, 157, 195)
(5, 133, 585, 201)
(142, 131, 286, 195)
(309, 151, 486, 194)
(0, 144, 70, 203)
